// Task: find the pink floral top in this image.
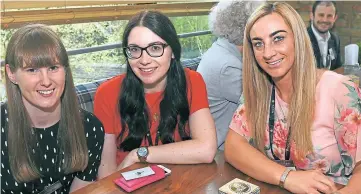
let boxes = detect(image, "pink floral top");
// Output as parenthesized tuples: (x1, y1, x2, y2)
(229, 71, 361, 185)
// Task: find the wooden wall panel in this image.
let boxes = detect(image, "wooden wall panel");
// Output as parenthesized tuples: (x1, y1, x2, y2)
(0, 1, 217, 29)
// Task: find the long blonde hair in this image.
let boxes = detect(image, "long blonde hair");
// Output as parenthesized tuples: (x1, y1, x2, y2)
(4, 24, 88, 182)
(243, 2, 317, 158)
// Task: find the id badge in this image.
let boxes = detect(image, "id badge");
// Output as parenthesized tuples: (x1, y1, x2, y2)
(329, 48, 335, 60)
(38, 181, 62, 194)
(275, 160, 296, 170)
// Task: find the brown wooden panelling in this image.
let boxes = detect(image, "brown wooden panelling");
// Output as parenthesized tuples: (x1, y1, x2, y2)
(1, 1, 215, 10)
(0, 1, 217, 29)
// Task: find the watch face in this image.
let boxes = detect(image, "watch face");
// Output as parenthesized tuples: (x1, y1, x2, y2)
(138, 147, 148, 157)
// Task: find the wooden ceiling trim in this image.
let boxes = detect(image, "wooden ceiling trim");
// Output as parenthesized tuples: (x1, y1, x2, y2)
(1, 1, 217, 29)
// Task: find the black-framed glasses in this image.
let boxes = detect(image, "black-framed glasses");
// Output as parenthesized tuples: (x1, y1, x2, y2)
(124, 43, 169, 59)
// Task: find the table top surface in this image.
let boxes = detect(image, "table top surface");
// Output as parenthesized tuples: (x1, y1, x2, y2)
(73, 151, 296, 194)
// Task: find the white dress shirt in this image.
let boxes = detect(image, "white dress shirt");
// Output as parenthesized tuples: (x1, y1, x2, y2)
(311, 24, 331, 68)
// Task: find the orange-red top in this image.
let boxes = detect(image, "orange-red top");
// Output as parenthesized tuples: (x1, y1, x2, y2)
(94, 68, 209, 164)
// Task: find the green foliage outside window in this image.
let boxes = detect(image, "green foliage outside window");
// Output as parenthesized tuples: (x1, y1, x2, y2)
(0, 16, 213, 85)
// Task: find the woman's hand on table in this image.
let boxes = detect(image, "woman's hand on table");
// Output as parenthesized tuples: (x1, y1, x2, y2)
(284, 170, 337, 194)
(116, 149, 138, 170)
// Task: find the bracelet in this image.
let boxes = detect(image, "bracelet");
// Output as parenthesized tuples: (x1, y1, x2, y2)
(279, 168, 294, 188)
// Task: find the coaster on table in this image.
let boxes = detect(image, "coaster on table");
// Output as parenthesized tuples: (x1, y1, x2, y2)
(219, 178, 260, 194)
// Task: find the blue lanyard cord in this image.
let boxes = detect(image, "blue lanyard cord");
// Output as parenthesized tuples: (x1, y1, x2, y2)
(268, 85, 291, 160)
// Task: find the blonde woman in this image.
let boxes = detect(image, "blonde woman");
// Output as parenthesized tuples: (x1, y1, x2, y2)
(225, 2, 361, 194)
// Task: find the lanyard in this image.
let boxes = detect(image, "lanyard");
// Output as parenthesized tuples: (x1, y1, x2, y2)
(268, 85, 291, 160)
(146, 131, 160, 146)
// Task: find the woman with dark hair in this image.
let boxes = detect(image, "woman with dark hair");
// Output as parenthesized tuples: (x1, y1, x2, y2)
(95, 11, 217, 178)
(2, 24, 104, 193)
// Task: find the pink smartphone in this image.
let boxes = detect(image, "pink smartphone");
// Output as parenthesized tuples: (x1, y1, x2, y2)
(157, 165, 171, 176)
(114, 165, 166, 192)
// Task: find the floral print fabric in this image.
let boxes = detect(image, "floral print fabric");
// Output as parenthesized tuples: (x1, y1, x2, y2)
(229, 71, 361, 185)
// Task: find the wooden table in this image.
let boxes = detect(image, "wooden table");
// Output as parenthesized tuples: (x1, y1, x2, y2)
(74, 151, 297, 194)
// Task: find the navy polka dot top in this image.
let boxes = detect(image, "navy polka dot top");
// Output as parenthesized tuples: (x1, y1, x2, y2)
(1, 103, 105, 194)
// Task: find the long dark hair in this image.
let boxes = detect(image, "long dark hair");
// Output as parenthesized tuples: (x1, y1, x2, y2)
(118, 11, 190, 151)
(4, 24, 88, 182)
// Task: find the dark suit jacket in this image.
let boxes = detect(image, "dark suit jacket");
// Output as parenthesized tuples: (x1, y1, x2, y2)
(307, 26, 342, 70)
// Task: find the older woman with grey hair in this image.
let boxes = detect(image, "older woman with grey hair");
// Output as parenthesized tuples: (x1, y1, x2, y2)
(197, 0, 262, 150)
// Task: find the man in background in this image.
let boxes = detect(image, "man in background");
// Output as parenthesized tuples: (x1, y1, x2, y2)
(308, 1, 343, 74)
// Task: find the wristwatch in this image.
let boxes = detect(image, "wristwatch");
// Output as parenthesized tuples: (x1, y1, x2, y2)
(137, 146, 149, 163)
